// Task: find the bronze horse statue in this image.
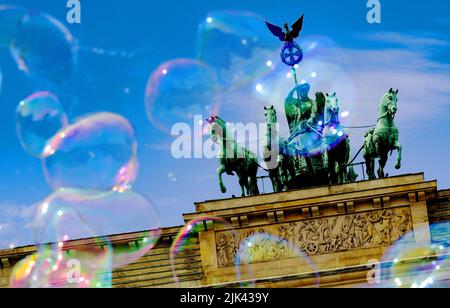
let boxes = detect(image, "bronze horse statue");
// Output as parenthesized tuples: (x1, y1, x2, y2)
(323, 93, 351, 184)
(208, 116, 260, 197)
(263, 105, 297, 192)
(364, 89, 402, 179)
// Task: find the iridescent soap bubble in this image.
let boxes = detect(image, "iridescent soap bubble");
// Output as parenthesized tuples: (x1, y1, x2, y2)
(43, 112, 138, 191)
(10, 238, 113, 288)
(171, 217, 254, 287)
(236, 231, 319, 287)
(378, 224, 450, 288)
(145, 59, 220, 134)
(33, 188, 162, 268)
(16, 92, 69, 157)
(197, 11, 278, 89)
(0, 5, 27, 47)
(10, 11, 77, 83)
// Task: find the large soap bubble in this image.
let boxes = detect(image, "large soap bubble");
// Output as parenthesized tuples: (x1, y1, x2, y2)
(33, 188, 162, 268)
(145, 59, 220, 134)
(0, 5, 27, 47)
(43, 112, 138, 191)
(235, 231, 319, 287)
(377, 223, 450, 288)
(197, 11, 279, 89)
(9, 10, 77, 83)
(10, 236, 113, 288)
(16, 92, 69, 157)
(171, 217, 255, 287)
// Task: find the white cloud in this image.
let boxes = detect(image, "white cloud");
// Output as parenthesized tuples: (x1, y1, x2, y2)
(0, 202, 37, 249)
(364, 32, 449, 48)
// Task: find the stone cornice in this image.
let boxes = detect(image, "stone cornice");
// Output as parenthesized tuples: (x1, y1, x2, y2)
(185, 174, 437, 223)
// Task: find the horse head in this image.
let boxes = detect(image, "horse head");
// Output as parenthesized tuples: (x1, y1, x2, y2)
(207, 115, 226, 143)
(264, 105, 278, 125)
(325, 92, 340, 116)
(381, 88, 399, 119)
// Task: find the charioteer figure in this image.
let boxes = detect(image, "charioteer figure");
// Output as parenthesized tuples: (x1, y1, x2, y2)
(284, 83, 314, 134)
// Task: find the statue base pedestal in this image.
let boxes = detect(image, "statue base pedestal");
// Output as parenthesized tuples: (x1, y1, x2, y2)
(186, 173, 444, 287)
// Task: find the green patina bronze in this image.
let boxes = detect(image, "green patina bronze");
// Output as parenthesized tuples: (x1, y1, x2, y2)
(208, 116, 260, 197)
(364, 89, 402, 179)
(209, 86, 401, 196)
(263, 105, 297, 193)
(323, 92, 351, 185)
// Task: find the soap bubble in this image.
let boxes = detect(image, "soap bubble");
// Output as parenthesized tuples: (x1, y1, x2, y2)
(378, 223, 450, 288)
(197, 11, 278, 89)
(236, 231, 319, 287)
(9, 10, 77, 83)
(10, 238, 113, 288)
(16, 92, 69, 157)
(145, 59, 220, 134)
(33, 188, 162, 268)
(0, 5, 27, 47)
(43, 112, 138, 191)
(171, 217, 255, 287)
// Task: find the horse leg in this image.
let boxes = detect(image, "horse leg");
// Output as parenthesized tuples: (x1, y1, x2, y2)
(237, 173, 247, 197)
(394, 141, 402, 170)
(328, 150, 338, 184)
(248, 163, 260, 196)
(217, 164, 227, 193)
(249, 175, 260, 195)
(270, 157, 284, 193)
(305, 156, 316, 178)
(377, 151, 388, 178)
(268, 170, 278, 193)
(338, 161, 348, 184)
(364, 151, 375, 180)
(340, 139, 351, 184)
(375, 138, 388, 178)
(279, 156, 289, 191)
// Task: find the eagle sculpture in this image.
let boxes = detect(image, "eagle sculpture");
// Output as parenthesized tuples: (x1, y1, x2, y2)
(265, 14, 304, 42)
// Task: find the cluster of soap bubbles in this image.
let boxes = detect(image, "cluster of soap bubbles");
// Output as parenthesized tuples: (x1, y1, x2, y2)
(10, 237, 113, 288)
(0, 5, 77, 84)
(171, 218, 449, 288)
(12, 91, 161, 288)
(145, 11, 278, 135)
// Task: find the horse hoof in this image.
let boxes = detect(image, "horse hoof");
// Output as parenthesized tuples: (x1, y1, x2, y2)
(395, 163, 401, 170)
(220, 186, 227, 194)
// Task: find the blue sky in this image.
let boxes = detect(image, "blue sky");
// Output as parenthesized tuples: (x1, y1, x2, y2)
(0, 0, 449, 248)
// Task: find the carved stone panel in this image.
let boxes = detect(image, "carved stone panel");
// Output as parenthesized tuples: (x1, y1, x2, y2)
(215, 208, 413, 267)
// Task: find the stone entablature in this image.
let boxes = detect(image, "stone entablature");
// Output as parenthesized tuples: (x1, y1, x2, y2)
(185, 173, 439, 286)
